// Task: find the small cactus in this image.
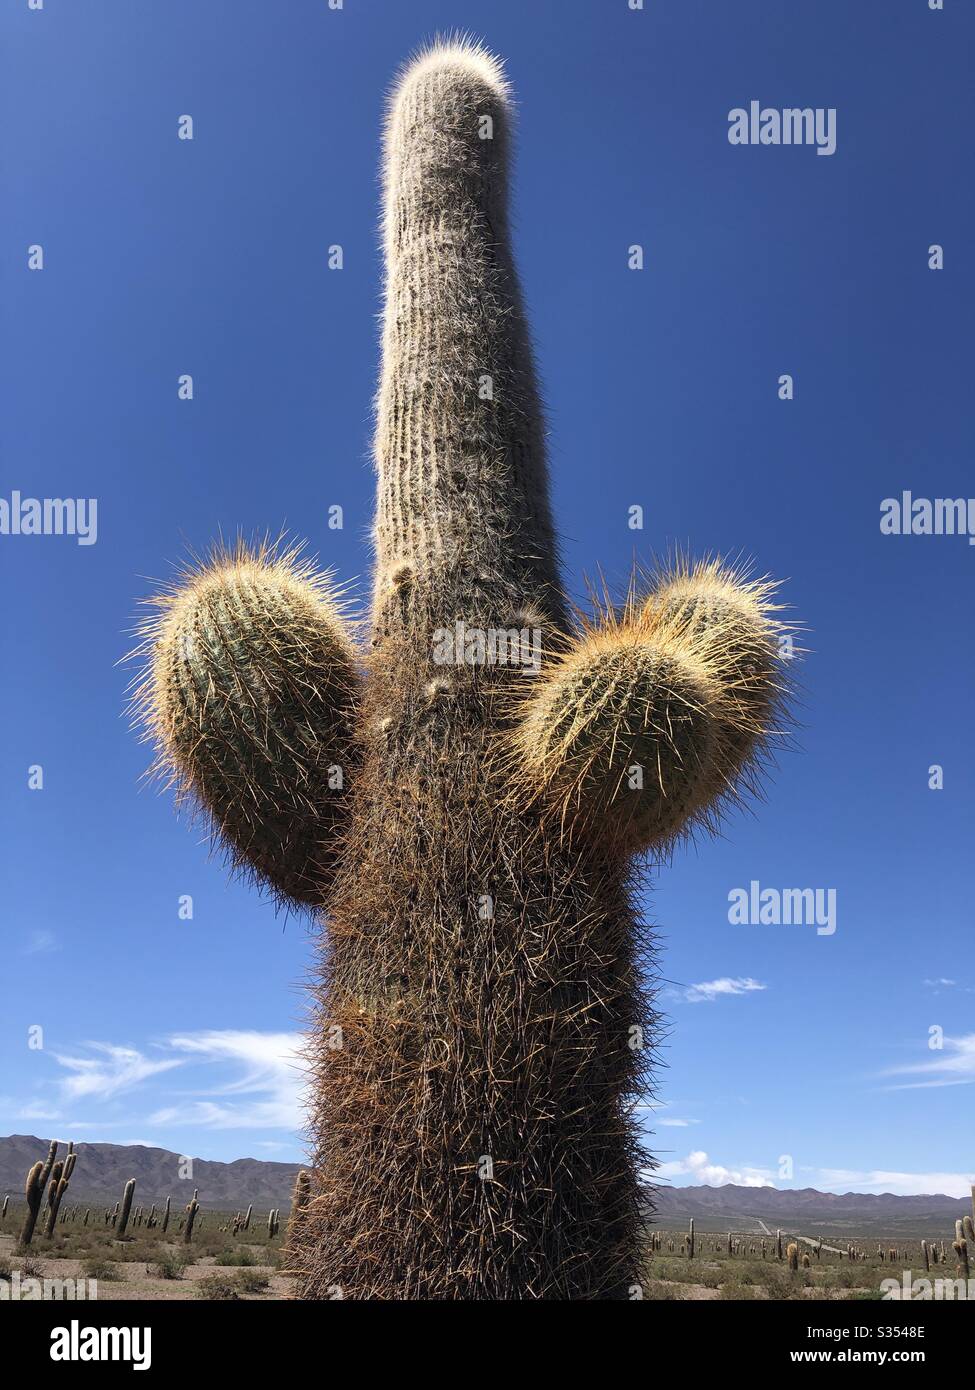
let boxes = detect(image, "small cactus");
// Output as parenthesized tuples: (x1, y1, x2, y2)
(116, 1179, 136, 1239)
(787, 1242, 799, 1273)
(801, 1252, 811, 1269)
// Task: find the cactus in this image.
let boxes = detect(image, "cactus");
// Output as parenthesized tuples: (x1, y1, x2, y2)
(183, 1189, 200, 1245)
(801, 1252, 811, 1269)
(44, 1144, 76, 1237)
(1, 1194, 8, 1221)
(787, 1242, 799, 1273)
(953, 1220, 970, 1280)
(19, 1139, 58, 1246)
(116, 1178, 136, 1239)
(243, 1203, 252, 1232)
(161, 1195, 171, 1234)
(687, 1217, 695, 1259)
(131, 39, 792, 1301)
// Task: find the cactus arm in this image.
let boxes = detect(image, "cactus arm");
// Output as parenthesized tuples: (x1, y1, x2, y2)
(506, 560, 790, 853)
(132, 541, 360, 908)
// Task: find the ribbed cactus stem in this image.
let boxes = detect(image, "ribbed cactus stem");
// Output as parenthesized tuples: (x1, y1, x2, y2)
(787, 1242, 799, 1273)
(687, 1217, 695, 1259)
(372, 43, 560, 633)
(162, 1195, 171, 1234)
(116, 1178, 136, 1238)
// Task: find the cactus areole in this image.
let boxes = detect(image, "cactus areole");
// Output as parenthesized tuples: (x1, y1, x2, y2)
(133, 40, 790, 1300)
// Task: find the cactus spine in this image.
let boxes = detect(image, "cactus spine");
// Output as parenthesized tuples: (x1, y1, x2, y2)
(133, 39, 791, 1301)
(116, 1178, 136, 1238)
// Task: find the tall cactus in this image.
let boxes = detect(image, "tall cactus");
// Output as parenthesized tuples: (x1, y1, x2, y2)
(19, 1139, 58, 1246)
(132, 39, 791, 1300)
(183, 1190, 200, 1245)
(116, 1178, 136, 1238)
(44, 1144, 76, 1237)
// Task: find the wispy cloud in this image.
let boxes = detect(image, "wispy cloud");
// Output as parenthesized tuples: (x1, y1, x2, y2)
(678, 977, 767, 1005)
(22, 929, 58, 956)
(52, 1044, 183, 1102)
(809, 1167, 975, 1200)
(148, 1030, 305, 1131)
(657, 1118, 700, 1128)
(882, 1032, 975, 1090)
(654, 1150, 775, 1188)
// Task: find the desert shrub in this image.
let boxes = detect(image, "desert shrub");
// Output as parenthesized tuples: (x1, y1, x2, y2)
(83, 1257, 122, 1281)
(235, 1269, 269, 1294)
(640, 1280, 683, 1300)
(214, 1248, 256, 1267)
(147, 1251, 189, 1280)
(196, 1272, 241, 1300)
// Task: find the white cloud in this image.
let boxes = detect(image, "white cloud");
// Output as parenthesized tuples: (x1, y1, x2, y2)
(654, 1150, 775, 1188)
(148, 1030, 306, 1131)
(882, 1032, 975, 1090)
(810, 1167, 975, 1200)
(53, 1044, 182, 1102)
(16, 1101, 62, 1121)
(679, 977, 767, 1005)
(22, 929, 58, 956)
(657, 1118, 700, 1127)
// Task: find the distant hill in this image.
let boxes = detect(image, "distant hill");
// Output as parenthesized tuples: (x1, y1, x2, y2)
(649, 1181, 971, 1237)
(1, 1136, 969, 1232)
(0, 1135, 301, 1210)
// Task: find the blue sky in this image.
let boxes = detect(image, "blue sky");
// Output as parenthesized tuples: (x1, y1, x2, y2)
(2, 0, 972, 1197)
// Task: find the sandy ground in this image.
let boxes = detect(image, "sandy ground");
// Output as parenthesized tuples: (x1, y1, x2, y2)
(0, 1233, 291, 1301)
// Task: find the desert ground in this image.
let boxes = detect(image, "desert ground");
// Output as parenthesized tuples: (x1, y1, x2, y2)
(3, 1202, 970, 1300)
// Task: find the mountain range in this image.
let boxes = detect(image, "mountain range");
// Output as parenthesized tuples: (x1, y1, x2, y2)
(1, 1136, 969, 1235)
